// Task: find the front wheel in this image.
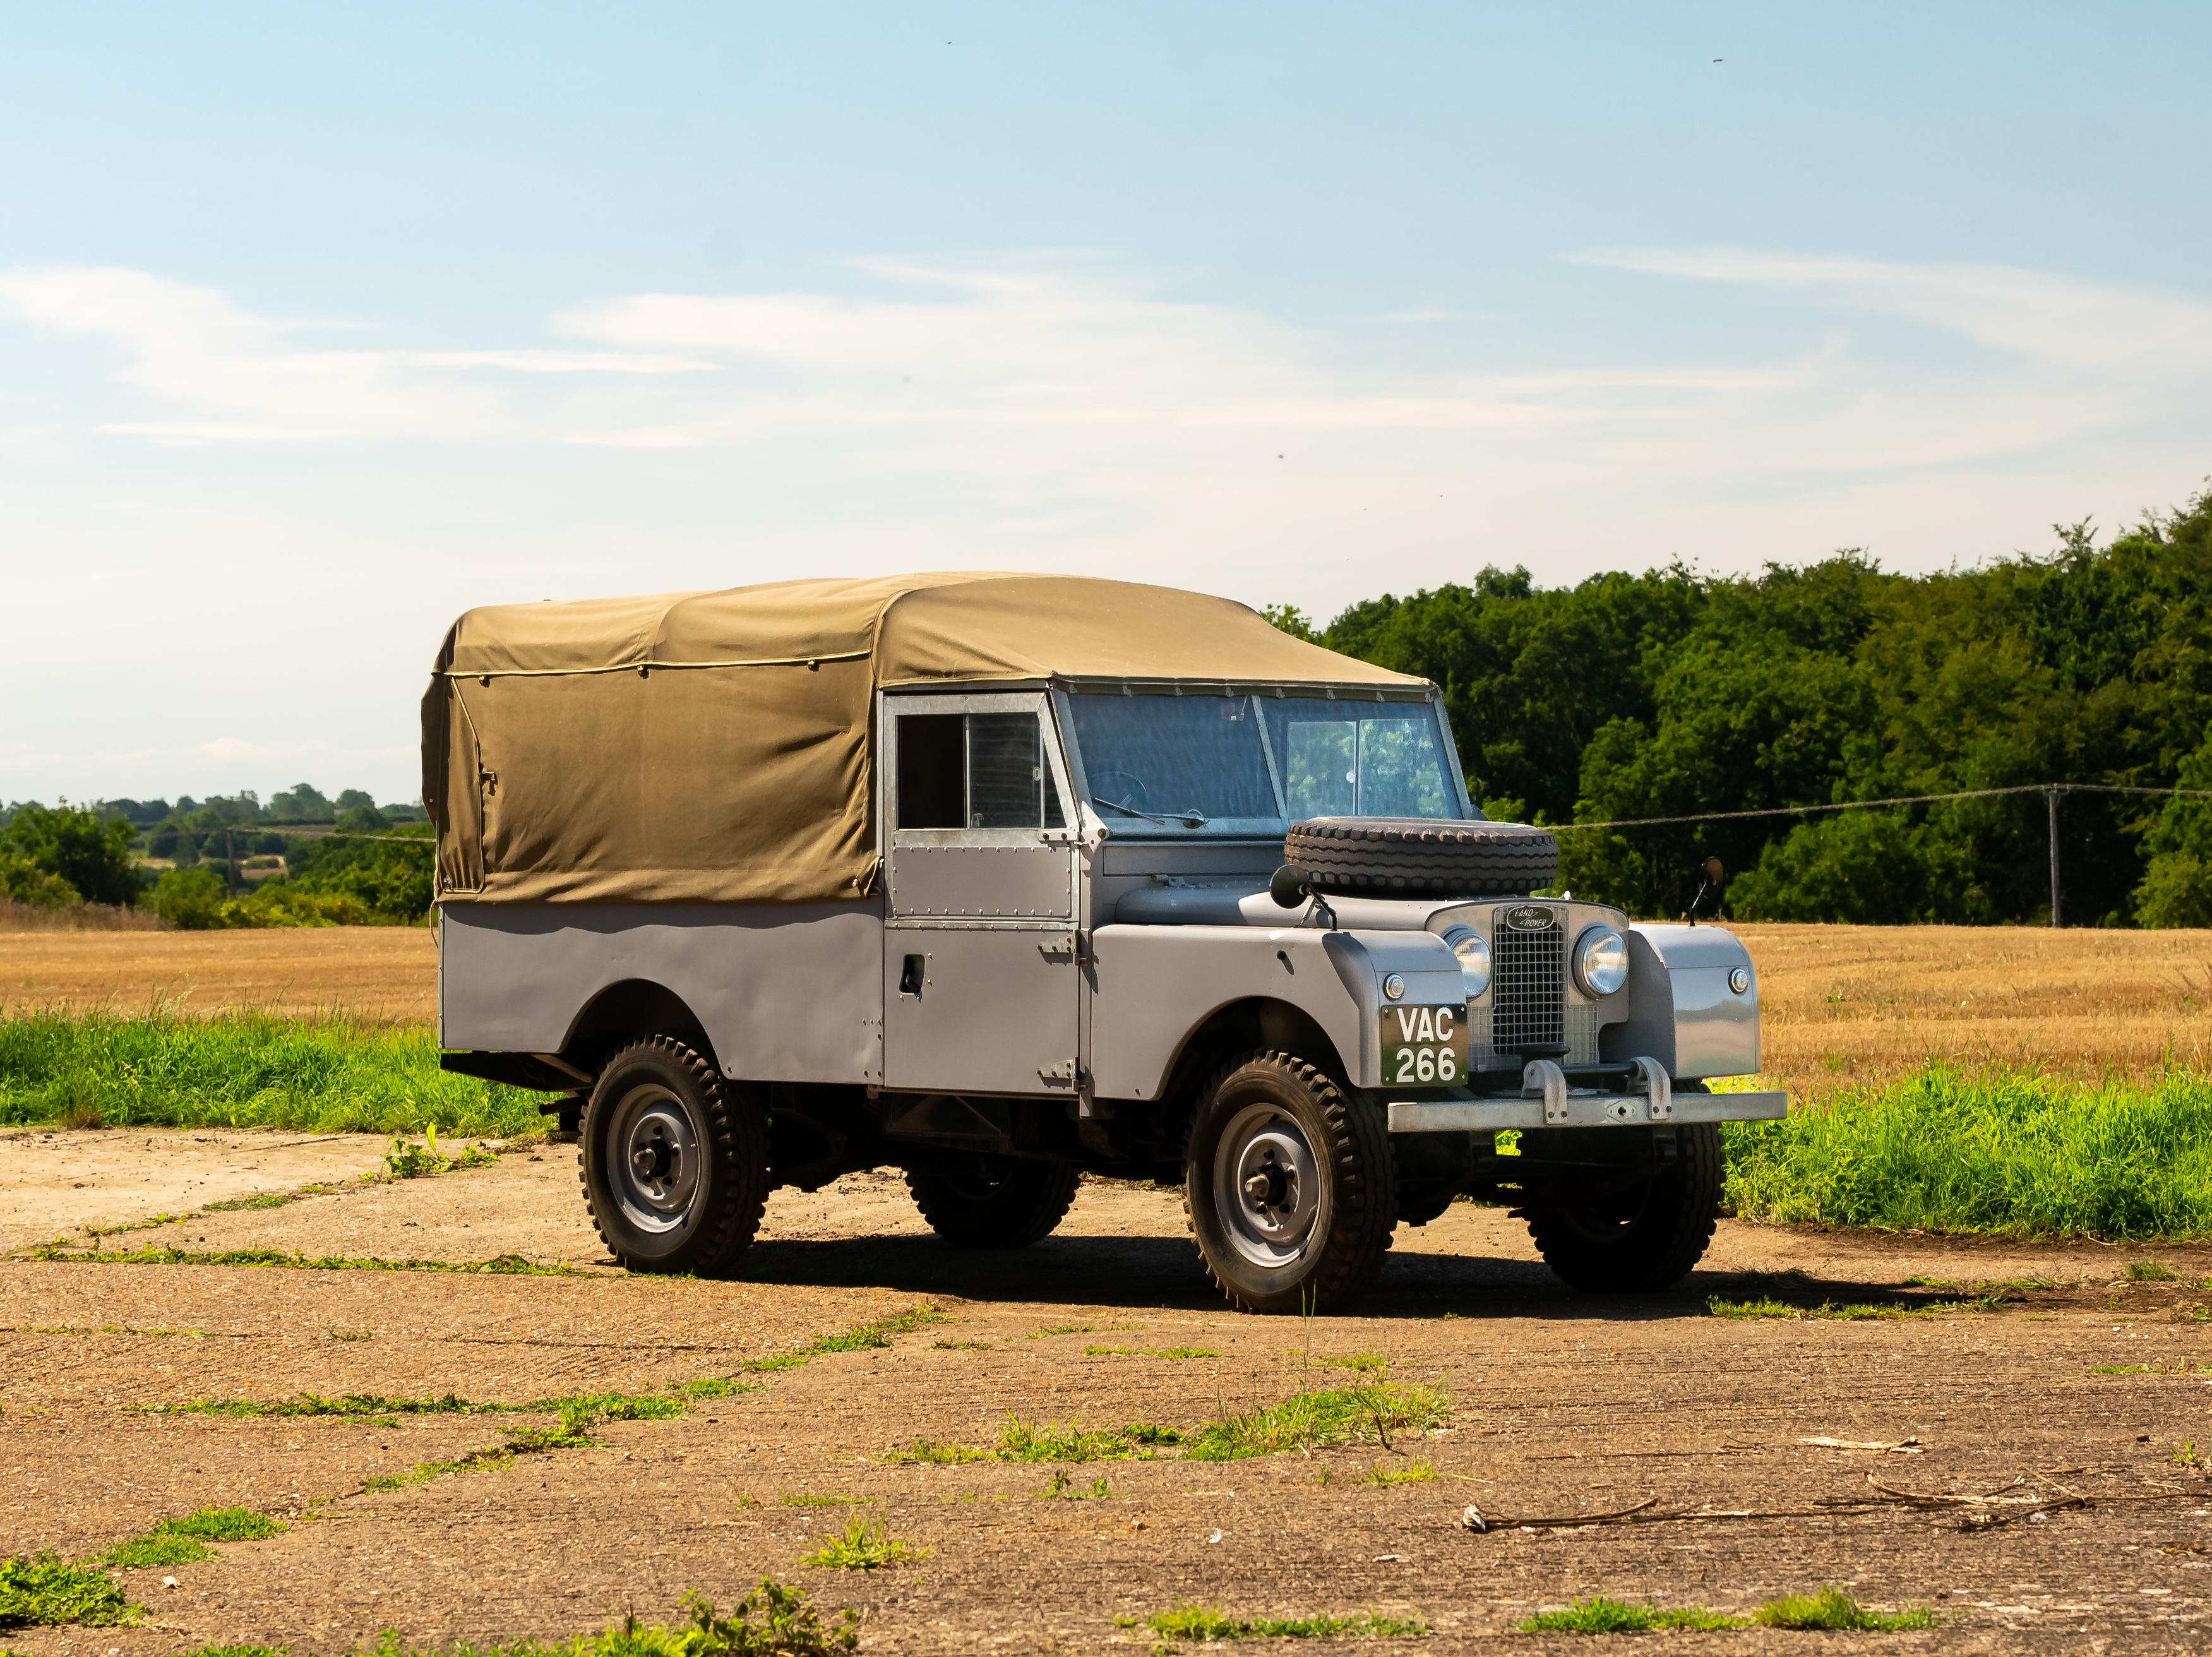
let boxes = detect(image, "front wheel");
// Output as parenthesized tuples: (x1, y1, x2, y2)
(580, 1036, 769, 1274)
(1524, 1123, 1723, 1293)
(906, 1156, 1081, 1248)
(1185, 1050, 1395, 1314)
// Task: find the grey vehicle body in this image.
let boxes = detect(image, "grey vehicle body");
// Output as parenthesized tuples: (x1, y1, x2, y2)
(441, 671, 1781, 1308)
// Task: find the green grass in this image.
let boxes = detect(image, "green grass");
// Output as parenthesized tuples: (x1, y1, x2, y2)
(25, 1244, 578, 1275)
(1706, 1295, 1976, 1321)
(798, 1509, 924, 1570)
(1130, 1605, 1426, 1641)
(2129, 1259, 2180, 1281)
(1518, 1597, 1738, 1633)
(102, 1507, 284, 1569)
(0, 1010, 551, 1135)
(1181, 1380, 1450, 1461)
(0, 1552, 136, 1629)
(887, 1438, 991, 1465)
(1518, 1587, 1932, 1634)
(1753, 1586, 1937, 1631)
(1722, 1063, 2212, 1239)
(996, 1415, 1161, 1463)
(350, 1582, 859, 1656)
(1354, 1458, 1436, 1486)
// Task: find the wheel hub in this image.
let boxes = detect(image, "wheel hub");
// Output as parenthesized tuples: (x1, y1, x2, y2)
(607, 1084, 703, 1235)
(1214, 1104, 1322, 1270)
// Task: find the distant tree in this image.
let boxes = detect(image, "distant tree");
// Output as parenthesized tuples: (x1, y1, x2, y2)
(1260, 603, 1319, 642)
(1, 801, 142, 907)
(149, 867, 225, 929)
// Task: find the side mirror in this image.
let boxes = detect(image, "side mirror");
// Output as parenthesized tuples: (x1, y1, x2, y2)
(1269, 863, 1308, 909)
(1702, 856, 1724, 883)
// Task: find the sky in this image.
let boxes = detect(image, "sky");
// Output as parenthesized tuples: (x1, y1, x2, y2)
(4, 3, 2209, 807)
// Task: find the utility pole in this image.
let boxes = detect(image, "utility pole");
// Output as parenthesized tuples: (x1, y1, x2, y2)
(2047, 785, 2062, 928)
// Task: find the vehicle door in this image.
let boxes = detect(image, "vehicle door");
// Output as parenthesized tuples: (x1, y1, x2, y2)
(880, 691, 1083, 1096)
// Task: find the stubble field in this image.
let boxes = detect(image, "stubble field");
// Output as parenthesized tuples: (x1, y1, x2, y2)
(4, 924, 2212, 1653)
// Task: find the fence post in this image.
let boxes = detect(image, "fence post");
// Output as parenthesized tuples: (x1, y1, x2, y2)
(2047, 785, 2061, 928)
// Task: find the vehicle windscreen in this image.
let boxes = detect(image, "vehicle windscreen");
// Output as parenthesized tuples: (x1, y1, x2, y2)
(1260, 698, 1457, 819)
(1067, 692, 1464, 830)
(1068, 695, 1277, 827)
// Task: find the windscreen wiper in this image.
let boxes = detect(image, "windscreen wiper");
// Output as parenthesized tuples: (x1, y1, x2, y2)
(1094, 795, 1211, 828)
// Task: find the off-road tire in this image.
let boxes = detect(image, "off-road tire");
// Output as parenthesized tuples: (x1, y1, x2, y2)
(580, 1036, 769, 1275)
(1286, 817, 1558, 898)
(1394, 1178, 1459, 1229)
(1524, 1123, 1723, 1293)
(906, 1157, 1082, 1248)
(1184, 1050, 1395, 1314)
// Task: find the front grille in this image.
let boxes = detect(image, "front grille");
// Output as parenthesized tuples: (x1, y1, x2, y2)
(1490, 905, 1565, 1054)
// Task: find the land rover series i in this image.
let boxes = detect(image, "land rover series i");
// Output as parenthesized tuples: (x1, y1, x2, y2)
(425, 573, 1783, 1312)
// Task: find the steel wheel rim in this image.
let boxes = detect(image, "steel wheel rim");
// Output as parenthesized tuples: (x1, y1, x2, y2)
(608, 1082, 703, 1236)
(1213, 1101, 1322, 1269)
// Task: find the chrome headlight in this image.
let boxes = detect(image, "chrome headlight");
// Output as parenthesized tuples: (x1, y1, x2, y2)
(1573, 925, 1629, 997)
(1442, 924, 1491, 999)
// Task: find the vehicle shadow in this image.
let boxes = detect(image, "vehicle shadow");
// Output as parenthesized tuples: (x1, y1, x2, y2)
(727, 1231, 1936, 1324)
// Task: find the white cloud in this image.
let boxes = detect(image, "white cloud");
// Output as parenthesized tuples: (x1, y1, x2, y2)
(1577, 246, 2212, 374)
(0, 266, 704, 444)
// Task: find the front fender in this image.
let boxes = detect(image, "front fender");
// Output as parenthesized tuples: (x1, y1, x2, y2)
(1599, 924, 1760, 1079)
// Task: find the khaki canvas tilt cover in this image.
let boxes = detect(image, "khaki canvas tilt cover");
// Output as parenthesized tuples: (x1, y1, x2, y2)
(422, 573, 1432, 906)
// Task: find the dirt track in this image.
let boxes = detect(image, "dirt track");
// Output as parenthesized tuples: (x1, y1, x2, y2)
(6, 1150, 2212, 1653)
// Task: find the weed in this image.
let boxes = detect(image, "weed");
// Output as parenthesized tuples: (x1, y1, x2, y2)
(1126, 1423, 1181, 1446)
(25, 1244, 577, 1276)
(1083, 1344, 1140, 1356)
(1707, 1295, 1964, 1320)
(2174, 1441, 2202, 1469)
(997, 1415, 1149, 1463)
(102, 1507, 284, 1570)
(204, 1193, 290, 1212)
(1156, 1348, 1220, 1360)
(2090, 1361, 2212, 1375)
(158, 1391, 522, 1420)
(1320, 1351, 1389, 1375)
(1517, 1597, 1738, 1632)
(0, 1552, 136, 1629)
(1752, 1585, 1935, 1631)
(1137, 1603, 1426, 1641)
(384, 1125, 499, 1179)
(780, 1494, 856, 1508)
(799, 1508, 924, 1570)
(1182, 1379, 1449, 1461)
(739, 1308, 945, 1374)
(1036, 1470, 1112, 1501)
(331, 1328, 374, 1343)
(2129, 1259, 2180, 1281)
(930, 1340, 993, 1351)
(346, 1579, 860, 1656)
(172, 1646, 289, 1657)
(886, 1439, 989, 1465)
(1356, 1459, 1436, 1487)
(676, 1379, 756, 1402)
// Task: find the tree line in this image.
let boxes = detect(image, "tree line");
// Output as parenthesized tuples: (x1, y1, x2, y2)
(1, 785, 431, 928)
(1276, 481, 2212, 925)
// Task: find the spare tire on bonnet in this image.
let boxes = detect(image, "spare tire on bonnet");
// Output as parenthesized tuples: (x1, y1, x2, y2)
(1285, 817, 1558, 898)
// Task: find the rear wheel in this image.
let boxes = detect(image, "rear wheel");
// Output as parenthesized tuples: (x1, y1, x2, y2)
(906, 1156, 1081, 1248)
(1185, 1050, 1394, 1313)
(1524, 1123, 1722, 1292)
(580, 1036, 769, 1274)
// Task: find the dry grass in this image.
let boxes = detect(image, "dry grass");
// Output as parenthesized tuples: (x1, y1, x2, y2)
(0, 926, 436, 1024)
(1738, 924, 2212, 1102)
(4, 921, 2209, 1088)
(0, 895, 166, 933)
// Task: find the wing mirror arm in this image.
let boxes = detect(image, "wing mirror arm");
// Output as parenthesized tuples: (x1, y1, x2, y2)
(1270, 863, 1337, 930)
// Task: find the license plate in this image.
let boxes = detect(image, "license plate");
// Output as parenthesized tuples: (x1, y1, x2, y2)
(1381, 1004, 1466, 1087)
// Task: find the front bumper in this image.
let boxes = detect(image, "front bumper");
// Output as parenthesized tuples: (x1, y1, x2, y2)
(1387, 1090, 1786, 1131)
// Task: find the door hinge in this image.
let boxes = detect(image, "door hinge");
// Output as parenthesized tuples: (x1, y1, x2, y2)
(1038, 1058, 1084, 1087)
(1037, 930, 1088, 964)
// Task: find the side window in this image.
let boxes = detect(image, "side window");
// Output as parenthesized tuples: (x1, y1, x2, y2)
(895, 709, 1067, 830)
(895, 714, 966, 828)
